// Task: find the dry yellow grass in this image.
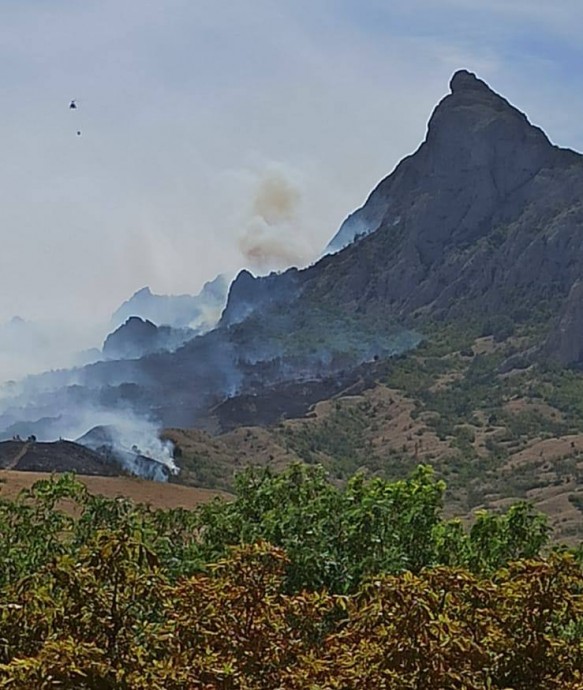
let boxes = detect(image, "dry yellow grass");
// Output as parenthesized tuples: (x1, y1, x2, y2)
(0, 470, 229, 509)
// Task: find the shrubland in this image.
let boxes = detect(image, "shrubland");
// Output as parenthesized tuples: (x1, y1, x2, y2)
(0, 467, 582, 688)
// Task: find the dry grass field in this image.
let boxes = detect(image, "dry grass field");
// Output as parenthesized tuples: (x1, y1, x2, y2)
(0, 470, 230, 509)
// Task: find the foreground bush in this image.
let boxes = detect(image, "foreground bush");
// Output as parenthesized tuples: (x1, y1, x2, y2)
(0, 465, 552, 594)
(0, 469, 580, 687)
(0, 541, 582, 689)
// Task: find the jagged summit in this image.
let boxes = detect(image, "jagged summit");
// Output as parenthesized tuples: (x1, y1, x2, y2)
(450, 69, 482, 91)
(307, 69, 583, 344)
(111, 274, 230, 330)
(426, 69, 551, 155)
(449, 68, 503, 95)
(133, 286, 152, 297)
(446, 69, 530, 121)
(326, 70, 560, 254)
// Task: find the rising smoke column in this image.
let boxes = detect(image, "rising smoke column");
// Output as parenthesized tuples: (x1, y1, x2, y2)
(238, 165, 313, 272)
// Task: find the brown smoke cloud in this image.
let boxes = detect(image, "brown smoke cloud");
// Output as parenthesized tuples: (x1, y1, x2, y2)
(251, 170, 300, 224)
(238, 166, 312, 272)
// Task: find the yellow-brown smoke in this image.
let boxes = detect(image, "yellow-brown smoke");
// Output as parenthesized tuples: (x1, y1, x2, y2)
(239, 166, 311, 271)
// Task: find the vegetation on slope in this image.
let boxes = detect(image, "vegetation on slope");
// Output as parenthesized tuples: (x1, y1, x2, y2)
(168, 321, 583, 541)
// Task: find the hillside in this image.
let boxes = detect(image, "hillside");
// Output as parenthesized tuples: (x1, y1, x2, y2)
(2, 70, 583, 544)
(165, 328, 583, 542)
(0, 439, 121, 476)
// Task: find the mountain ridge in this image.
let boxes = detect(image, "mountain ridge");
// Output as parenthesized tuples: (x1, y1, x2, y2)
(111, 273, 230, 330)
(230, 69, 583, 340)
(3, 69, 583, 446)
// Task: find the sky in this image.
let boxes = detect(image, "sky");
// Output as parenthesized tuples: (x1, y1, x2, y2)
(1, 0, 582, 332)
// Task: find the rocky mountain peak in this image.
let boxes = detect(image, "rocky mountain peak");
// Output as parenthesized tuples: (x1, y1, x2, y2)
(134, 286, 152, 298)
(320, 69, 583, 331)
(449, 69, 492, 94)
(221, 268, 301, 327)
(326, 70, 558, 255)
(425, 69, 551, 156)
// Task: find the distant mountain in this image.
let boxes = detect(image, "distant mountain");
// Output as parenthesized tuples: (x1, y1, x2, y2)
(103, 317, 194, 360)
(111, 274, 230, 330)
(3, 69, 583, 441)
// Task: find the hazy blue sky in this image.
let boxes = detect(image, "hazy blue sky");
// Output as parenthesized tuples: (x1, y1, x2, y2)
(1, 0, 582, 325)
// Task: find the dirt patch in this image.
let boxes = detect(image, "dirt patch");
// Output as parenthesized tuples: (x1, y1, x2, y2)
(472, 336, 496, 355)
(428, 372, 463, 393)
(506, 435, 583, 469)
(363, 386, 450, 460)
(503, 398, 564, 421)
(0, 470, 229, 510)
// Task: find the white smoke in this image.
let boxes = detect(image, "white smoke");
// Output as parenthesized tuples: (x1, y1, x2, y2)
(0, 316, 106, 385)
(99, 411, 178, 474)
(74, 408, 178, 474)
(0, 371, 178, 480)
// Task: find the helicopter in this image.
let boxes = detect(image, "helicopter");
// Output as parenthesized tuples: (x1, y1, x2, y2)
(69, 100, 82, 135)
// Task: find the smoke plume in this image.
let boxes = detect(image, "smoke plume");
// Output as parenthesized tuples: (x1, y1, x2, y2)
(238, 166, 313, 272)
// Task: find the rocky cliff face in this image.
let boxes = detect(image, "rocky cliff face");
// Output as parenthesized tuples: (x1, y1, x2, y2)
(317, 70, 583, 326)
(543, 281, 583, 365)
(220, 268, 302, 327)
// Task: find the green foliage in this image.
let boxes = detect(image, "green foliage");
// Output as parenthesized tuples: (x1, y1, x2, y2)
(480, 314, 516, 342)
(197, 464, 453, 592)
(0, 474, 82, 588)
(194, 463, 559, 591)
(279, 401, 375, 474)
(535, 367, 583, 429)
(0, 540, 581, 690)
(0, 467, 558, 596)
(466, 502, 551, 572)
(0, 472, 580, 688)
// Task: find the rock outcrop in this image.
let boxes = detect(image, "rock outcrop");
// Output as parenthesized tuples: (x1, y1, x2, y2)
(103, 317, 194, 360)
(320, 70, 583, 325)
(220, 268, 301, 326)
(543, 281, 583, 365)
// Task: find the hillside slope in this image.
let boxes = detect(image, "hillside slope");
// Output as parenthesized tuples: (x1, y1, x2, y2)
(166, 330, 583, 542)
(3, 69, 583, 452)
